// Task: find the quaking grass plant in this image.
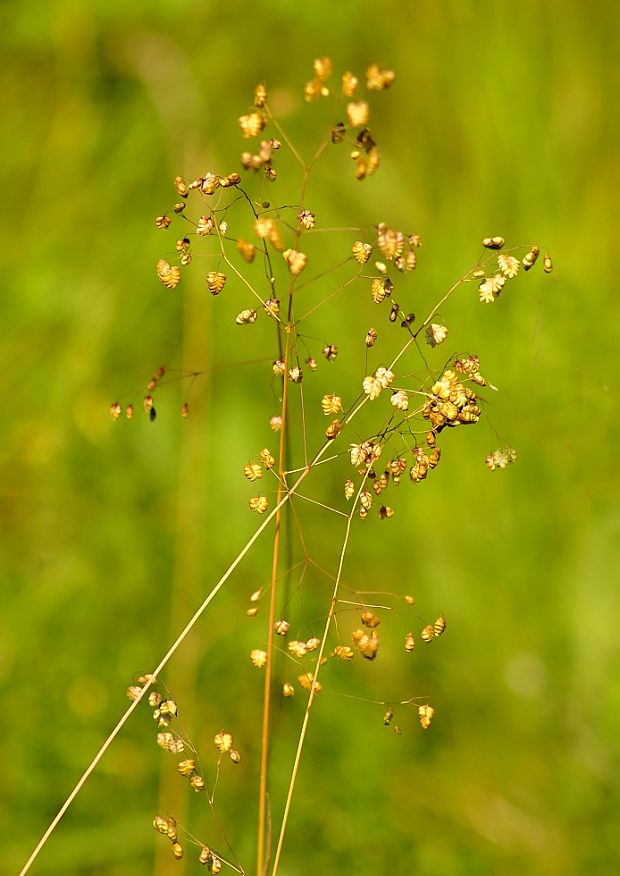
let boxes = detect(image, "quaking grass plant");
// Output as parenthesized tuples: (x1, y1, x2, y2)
(21, 58, 552, 876)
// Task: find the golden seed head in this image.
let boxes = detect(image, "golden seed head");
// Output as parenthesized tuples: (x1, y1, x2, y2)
(196, 214, 215, 235)
(260, 448, 276, 469)
(352, 240, 373, 264)
(342, 71, 359, 96)
(418, 704, 435, 730)
(125, 403, 134, 419)
(498, 253, 520, 278)
(404, 594, 415, 605)
(321, 394, 343, 415)
(110, 402, 122, 421)
(143, 395, 154, 413)
(250, 648, 267, 668)
(304, 77, 329, 101)
(153, 815, 169, 834)
(346, 100, 369, 127)
(352, 628, 379, 660)
(479, 274, 506, 303)
(375, 366, 395, 388)
(425, 323, 448, 347)
(177, 758, 195, 776)
(205, 271, 227, 295)
(298, 209, 316, 229)
(237, 238, 256, 263)
(288, 366, 303, 383)
(214, 731, 233, 753)
(298, 672, 322, 693)
(306, 637, 321, 652)
(377, 223, 405, 261)
(365, 327, 378, 347)
(361, 610, 380, 628)
(250, 589, 262, 603)
(283, 682, 295, 697)
(434, 615, 447, 636)
(181, 402, 189, 418)
(390, 389, 409, 411)
(156, 258, 181, 290)
(334, 644, 354, 660)
(229, 748, 241, 764)
(173, 175, 189, 196)
(482, 236, 505, 249)
(254, 82, 267, 107)
(485, 446, 518, 471)
(283, 248, 308, 276)
(236, 308, 258, 325)
(246, 606, 259, 617)
(288, 639, 308, 658)
(248, 495, 269, 514)
(190, 774, 205, 791)
(148, 691, 162, 708)
(244, 462, 263, 482)
(379, 505, 394, 519)
(238, 111, 266, 139)
(384, 708, 394, 725)
(155, 214, 171, 229)
(157, 732, 184, 753)
(305, 356, 318, 371)
(405, 631, 416, 652)
(370, 276, 388, 303)
(366, 63, 396, 90)
(322, 344, 338, 362)
(211, 854, 222, 874)
(363, 375, 382, 400)
(421, 625, 434, 643)
(263, 298, 280, 318)
(274, 619, 290, 636)
(171, 842, 184, 860)
(325, 419, 341, 440)
(126, 685, 142, 701)
(359, 490, 373, 511)
(313, 56, 332, 80)
(344, 479, 355, 500)
(522, 244, 540, 270)
(199, 846, 213, 865)
(201, 173, 220, 195)
(543, 252, 553, 273)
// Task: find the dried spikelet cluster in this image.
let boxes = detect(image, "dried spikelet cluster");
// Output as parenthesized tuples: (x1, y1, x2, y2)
(128, 677, 233, 868)
(104, 59, 555, 876)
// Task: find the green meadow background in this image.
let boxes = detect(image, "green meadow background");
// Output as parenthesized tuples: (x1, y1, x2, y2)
(2, 1, 619, 874)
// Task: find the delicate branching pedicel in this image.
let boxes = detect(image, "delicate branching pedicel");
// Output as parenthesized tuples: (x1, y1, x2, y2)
(22, 58, 552, 876)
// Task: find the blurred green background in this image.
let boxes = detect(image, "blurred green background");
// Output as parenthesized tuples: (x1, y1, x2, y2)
(2, 1, 619, 874)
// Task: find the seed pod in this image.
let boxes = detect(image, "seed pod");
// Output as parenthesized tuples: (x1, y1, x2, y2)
(173, 176, 189, 197)
(389, 302, 399, 322)
(365, 327, 378, 347)
(305, 356, 318, 371)
(322, 344, 338, 361)
(206, 271, 227, 295)
(199, 846, 213, 866)
(229, 749, 241, 764)
(177, 759, 196, 776)
(211, 854, 222, 874)
(260, 448, 275, 469)
(249, 496, 269, 514)
(334, 645, 354, 660)
(482, 236, 505, 249)
(214, 731, 233, 753)
(288, 366, 303, 383)
(250, 649, 267, 668)
(434, 615, 446, 636)
(543, 252, 553, 273)
(361, 610, 380, 628)
(522, 244, 540, 271)
(352, 240, 372, 264)
(325, 420, 341, 440)
(244, 462, 263, 482)
(181, 402, 189, 418)
(421, 624, 434, 643)
(384, 708, 394, 725)
(155, 214, 171, 229)
(274, 619, 290, 636)
(171, 842, 184, 860)
(190, 774, 205, 791)
(418, 704, 434, 730)
(236, 308, 258, 325)
(378, 505, 394, 520)
(404, 631, 415, 652)
(283, 682, 295, 697)
(110, 402, 122, 421)
(404, 594, 415, 605)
